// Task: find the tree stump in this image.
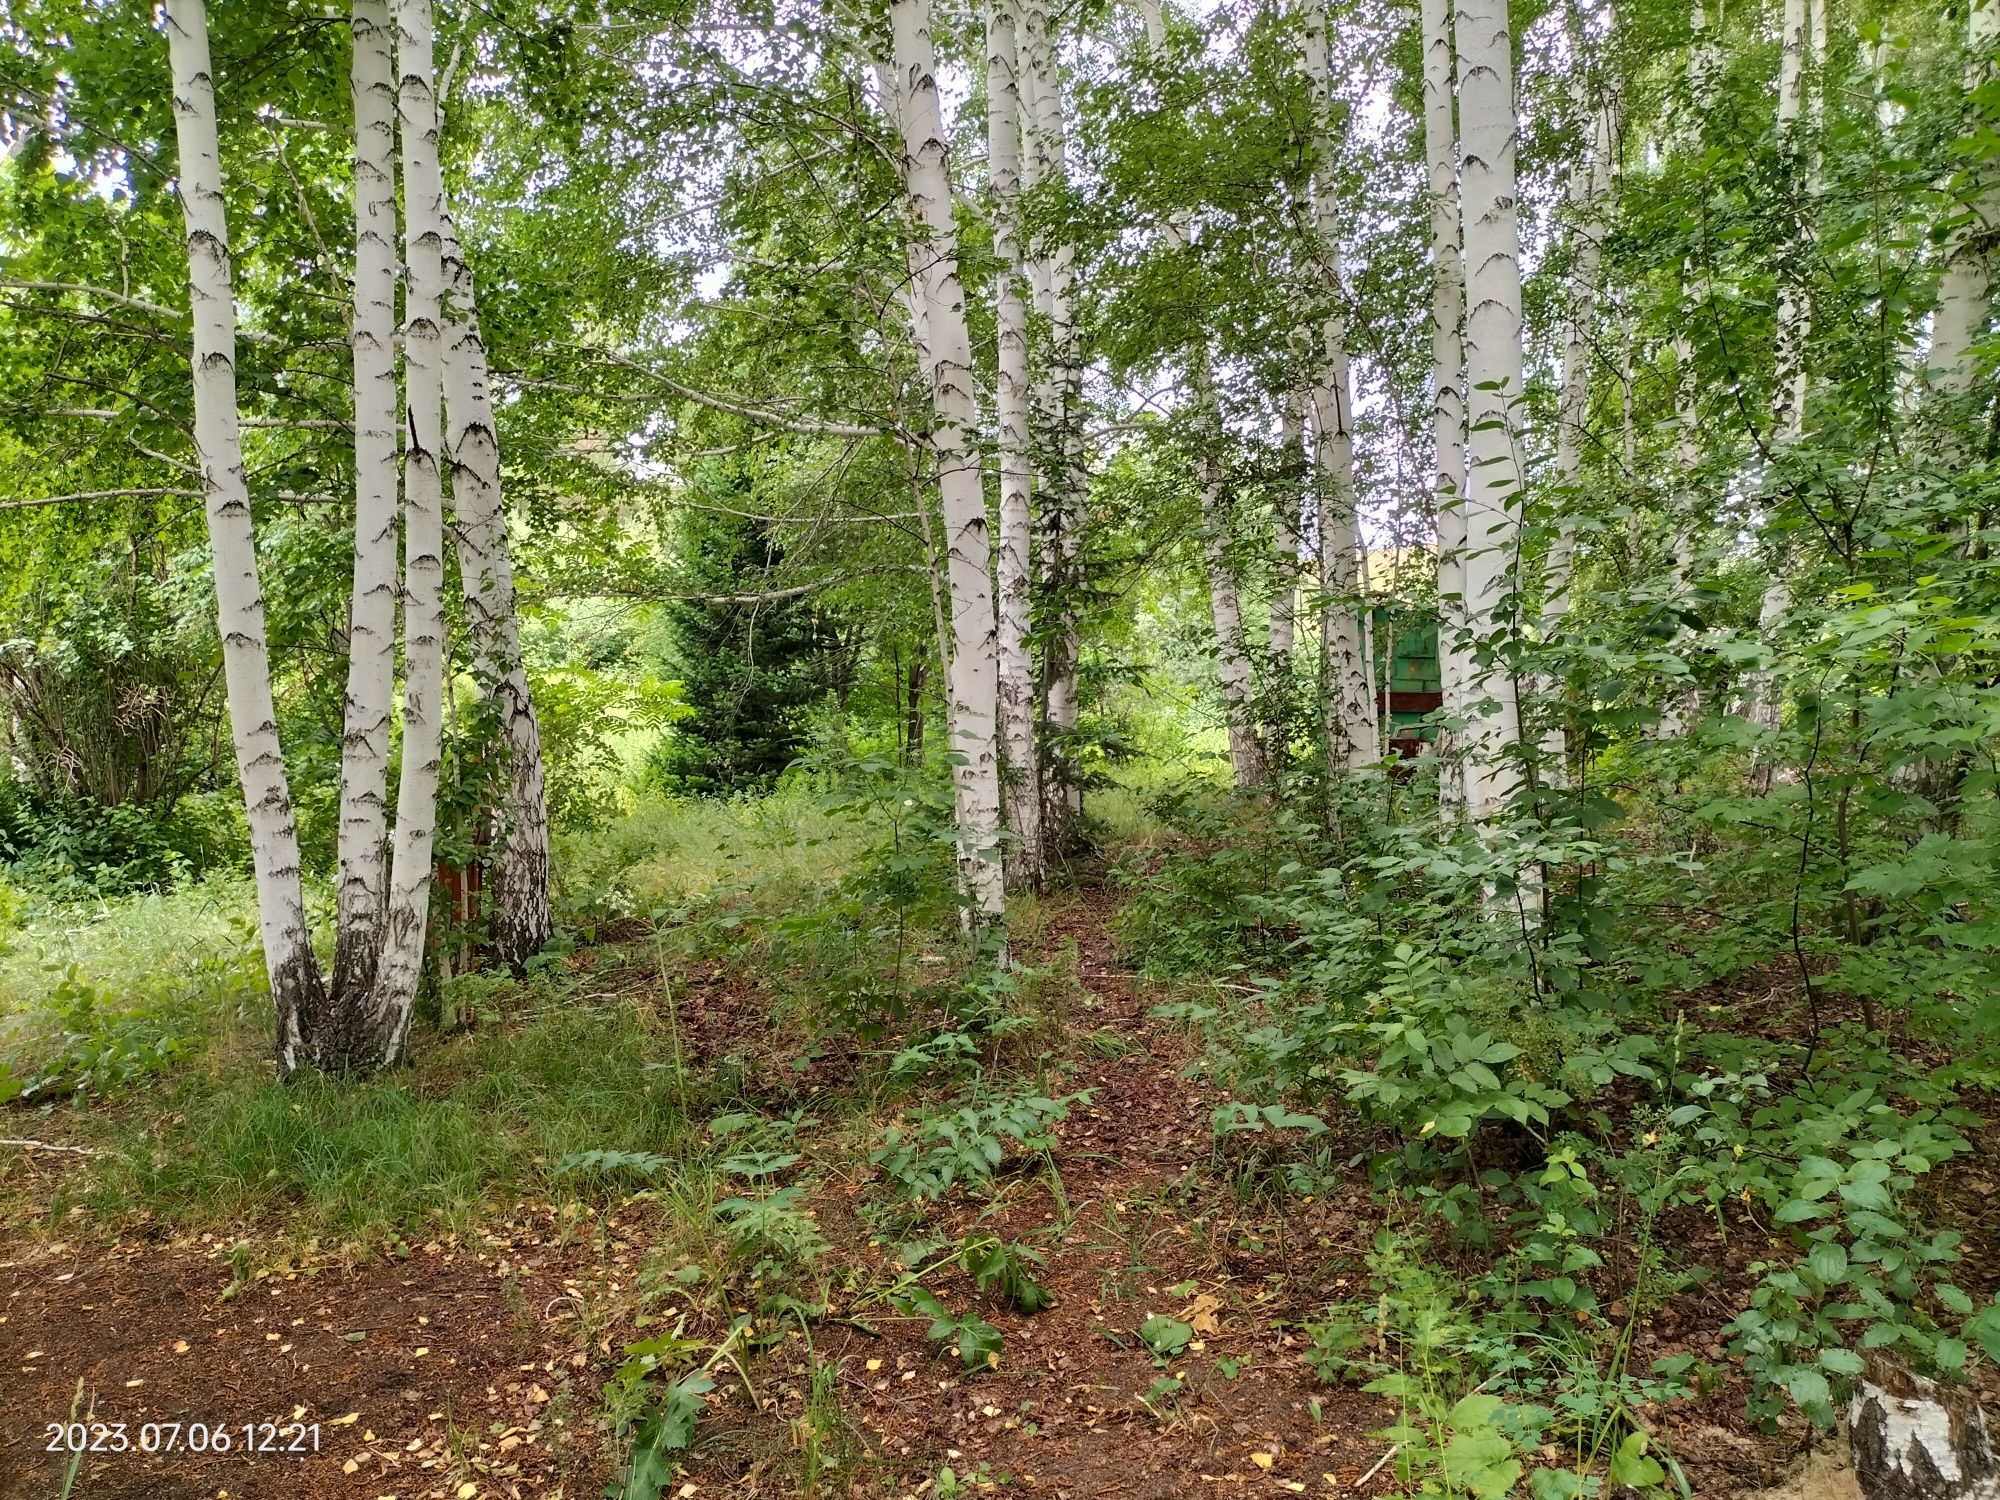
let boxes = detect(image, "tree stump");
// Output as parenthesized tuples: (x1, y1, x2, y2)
(1850, 1368, 2000, 1500)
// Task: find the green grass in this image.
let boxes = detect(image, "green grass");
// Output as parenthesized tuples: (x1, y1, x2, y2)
(0, 875, 258, 1020)
(555, 789, 868, 915)
(3, 785, 916, 1242)
(82, 1002, 707, 1240)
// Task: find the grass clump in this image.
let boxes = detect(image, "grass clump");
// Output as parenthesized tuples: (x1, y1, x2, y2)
(84, 1004, 704, 1241)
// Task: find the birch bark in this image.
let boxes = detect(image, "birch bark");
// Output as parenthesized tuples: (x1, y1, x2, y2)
(1421, 0, 1469, 816)
(1020, 0, 1084, 833)
(438, 208, 554, 966)
(889, 0, 1007, 923)
(166, 0, 325, 1072)
(332, 0, 399, 1005)
(1454, 0, 1527, 822)
(362, 0, 451, 1065)
(1299, 0, 1379, 773)
(986, 0, 1044, 887)
(1926, 0, 2000, 416)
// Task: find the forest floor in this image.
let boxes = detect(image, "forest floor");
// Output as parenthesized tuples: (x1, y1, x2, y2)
(0, 886, 1908, 1500)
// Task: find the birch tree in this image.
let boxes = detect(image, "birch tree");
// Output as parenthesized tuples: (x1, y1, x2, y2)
(439, 208, 554, 965)
(1421, 0, 1469, 817)
(1658, 0, 1714, 740)
(165, 0, 324, 1072)
(1540, 86, 1615, 771)
(1454, 0, 1526, 822)
(1746, 0, 1820, 751)
(889, 0, 1008, 924)
(1925, 0, 2000, 421)
(987, 0, 1044, 887)
(346, 0, 451, 1066)
(1020, 0, 1085, 833)
(1270, 392, 1304, 665)
(1298, 0, 1379, 773)
(1191, 354, 1265, 788)
(331, 0, 399, 1005)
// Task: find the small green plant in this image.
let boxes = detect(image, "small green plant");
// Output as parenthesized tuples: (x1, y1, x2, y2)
(870, 1088, 1086, 1202)
(602, 1323, 748, 1499)
(959, 1234, 1052, 1313)
(552, 1148, 672, 1180)
(714, 1183, 829, 1275)
(1138, 1313, 1194, 1362)
(894, 1284, 1005, 1370)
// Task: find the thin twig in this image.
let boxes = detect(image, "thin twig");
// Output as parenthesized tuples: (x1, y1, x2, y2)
(0, 1139, 99, 1156)
(1354, 1443, 1401, 1489)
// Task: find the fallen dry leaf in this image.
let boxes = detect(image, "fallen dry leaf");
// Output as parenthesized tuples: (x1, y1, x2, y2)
(1184, 1292, 1224, 1336)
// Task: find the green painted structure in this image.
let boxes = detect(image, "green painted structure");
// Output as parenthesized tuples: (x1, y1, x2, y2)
(1371, 606, 1442, 752)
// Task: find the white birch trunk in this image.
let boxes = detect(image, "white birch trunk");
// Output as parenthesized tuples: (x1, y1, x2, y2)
(1773, 0, 1809, 444)
(1271, 391, 1304, 664)
(890, 0, 1007, 924)
(1020, 0, 1084, 829)
(166, 0, 325, 1072)
(1544, 103, 1613, 632)
(1540, 93, 1614, 772)
(1747, 0, 1821, 748)
(1454, 0, 1527, 823)
(365, 0, 451, 1065)
(1657, 0, 1712, 741)
(332, 0, 399, 1005)
(987, 0, 1043, 888)
(437, 209, 553, 967)
(1191, 356, 1264, 788)
(1926, 0, 2000, 412)
(1299, 0, 1379, 772)
(1658, 326, 1701, 740)
(1422, 0, 1469, 816)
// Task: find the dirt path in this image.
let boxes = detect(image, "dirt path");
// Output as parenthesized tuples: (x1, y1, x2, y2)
(794, 892, 1395, 1499)
(0, 1213, 626, 1499)
(0, 892, 1392, 1500)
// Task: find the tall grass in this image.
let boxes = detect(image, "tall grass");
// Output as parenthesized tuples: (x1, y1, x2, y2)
(557, 789, 869, 914)
(0, 875, 258, 1020)
(88, 1002, 705, 1239)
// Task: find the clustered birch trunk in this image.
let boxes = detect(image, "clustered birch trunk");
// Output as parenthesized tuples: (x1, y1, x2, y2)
(886, 0, 1008, 926)
(164, 0, 551, 1073)
(986, 0, 1044, 890)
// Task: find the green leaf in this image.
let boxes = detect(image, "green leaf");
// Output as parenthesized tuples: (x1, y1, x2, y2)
(1139, 1315, 1193, 1358)
(1530, 1469, 1594, 1500)
(1839, 1179, 1895, 1212)
(1818, 1348, 1865, 1376)
(1781, 1367, 1836, 1424)
(1965, 1305, 2000, 1363)
(1607, 1430, 1665, 1490)
(1776, 1198, 1828, 1224)
(1807, 1242, 1850, 1286)
(1446, 1393, 1505, 1431)
(955, 1316, 1003, 1371)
